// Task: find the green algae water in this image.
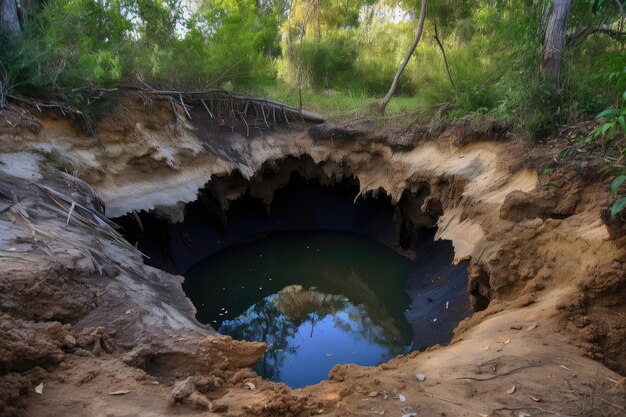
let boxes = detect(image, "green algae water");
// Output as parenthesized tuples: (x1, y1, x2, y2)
(183, 230, 414, 388)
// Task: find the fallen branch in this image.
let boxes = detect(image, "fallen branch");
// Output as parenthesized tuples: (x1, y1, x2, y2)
(567, 27, 626, 47)
(455, 362, 549, 381)
(135, 75, 325, 126)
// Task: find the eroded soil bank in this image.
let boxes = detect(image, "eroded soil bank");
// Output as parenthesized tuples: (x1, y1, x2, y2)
(1, 94, 625, 416)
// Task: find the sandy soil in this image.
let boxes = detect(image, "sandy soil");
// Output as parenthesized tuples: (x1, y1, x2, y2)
(0, 94, 624, 416)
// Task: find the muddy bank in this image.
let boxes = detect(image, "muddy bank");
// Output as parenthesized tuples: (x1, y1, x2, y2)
(0, 94, 625, 416)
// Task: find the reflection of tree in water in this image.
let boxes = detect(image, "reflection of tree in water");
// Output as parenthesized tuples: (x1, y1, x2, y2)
(332, 305, 409, 358)
(219, 296, 298, 381)
(220, 285, 409, 382)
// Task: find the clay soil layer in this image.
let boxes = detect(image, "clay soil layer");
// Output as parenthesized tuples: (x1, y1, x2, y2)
(0, 94, 625, 417)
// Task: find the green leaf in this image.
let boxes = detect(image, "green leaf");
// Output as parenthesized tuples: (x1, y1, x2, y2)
(597, 109, 618, 119)
(556, 147, 574, 161)
(539, 168, 554, 177)
(610, 175, 626, 196)
(618, 115, 626, 133)
(611, 197, 626, 219)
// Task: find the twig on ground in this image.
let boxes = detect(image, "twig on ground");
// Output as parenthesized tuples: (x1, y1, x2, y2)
(455, 362, 549, 381)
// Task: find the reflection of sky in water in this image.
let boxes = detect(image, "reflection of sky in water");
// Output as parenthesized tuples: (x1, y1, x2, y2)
(220, 286, 410, 388)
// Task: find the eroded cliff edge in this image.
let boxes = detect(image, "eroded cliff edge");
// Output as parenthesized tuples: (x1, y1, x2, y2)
(1, 94, 624, 416)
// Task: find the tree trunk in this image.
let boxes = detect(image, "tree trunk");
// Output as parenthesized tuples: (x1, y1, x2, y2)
(1, 0, 21, 36)
(541, 0, 571, 88)
(379, 0, 427, 114)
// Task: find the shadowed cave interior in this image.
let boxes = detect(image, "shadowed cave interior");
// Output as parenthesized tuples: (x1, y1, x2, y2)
(115, 158, 473, 387)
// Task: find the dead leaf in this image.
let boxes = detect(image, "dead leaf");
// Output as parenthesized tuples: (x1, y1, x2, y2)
(35, 382, 44, 395)
(244, 382, 256, 390)
(415, 373, 426, 382)
(478, 414, 489, 417)
(367, 391, 379, 397)
(398, 394, 406, 402)
(525, 323, 538, 332)
(506, 384, 516, 395)
(503, 339, 511, 344)
(558, 365, 571, 371)
(108, 390, 130, 395)
(530, 396, 541, 402)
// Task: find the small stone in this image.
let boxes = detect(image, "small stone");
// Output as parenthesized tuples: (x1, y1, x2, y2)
(415, 374, 426, 382)
(103, 265, 118, 278)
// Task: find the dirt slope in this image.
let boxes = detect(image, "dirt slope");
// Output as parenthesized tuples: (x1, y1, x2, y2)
(0, 94, 624, 416)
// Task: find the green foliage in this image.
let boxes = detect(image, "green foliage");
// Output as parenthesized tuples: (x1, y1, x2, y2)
(586, 64, 626, 218)
(279, 30, 359, 91)
(1, 0, 284, 110)
(0, 0, 623, 138)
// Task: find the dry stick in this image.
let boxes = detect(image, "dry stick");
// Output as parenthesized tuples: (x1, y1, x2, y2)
(179, 94, 192, 120)
(437, 397, 463, 406)
(283, 108, 291, 127)
(260, 103, 269, 128)
(380, 0, 427, 114)
(35, 184, 118, 229)
(455, 362, 548, 381)
(492, 405, 575, 417)
(170, 99, 180, 129)
(200, 99, 214, 119)
(433, 21, 459, 98)
(600, 399, 625, 412)
(239, 112, 250, 136)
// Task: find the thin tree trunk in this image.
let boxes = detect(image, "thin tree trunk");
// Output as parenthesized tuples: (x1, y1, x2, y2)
(1, 0, 21, 36)
(316, 0, 321, 40)
(380, 0, 427, 114)
(433, 22, 458, 98)
(541, 0, 571, 88)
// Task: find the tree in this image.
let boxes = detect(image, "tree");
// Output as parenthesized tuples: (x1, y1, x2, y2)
(1, 0, 21, 36)
(379, 0, 427, 114)
(540, 0, 571, 88)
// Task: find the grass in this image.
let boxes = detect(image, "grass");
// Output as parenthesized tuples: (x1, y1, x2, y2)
(260, 84, 430, 121)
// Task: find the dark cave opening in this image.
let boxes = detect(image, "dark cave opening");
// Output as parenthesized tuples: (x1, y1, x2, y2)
(115, 158, 472, 387)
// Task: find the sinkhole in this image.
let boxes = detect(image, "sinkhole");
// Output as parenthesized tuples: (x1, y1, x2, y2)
(116, 157, 473, 387)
